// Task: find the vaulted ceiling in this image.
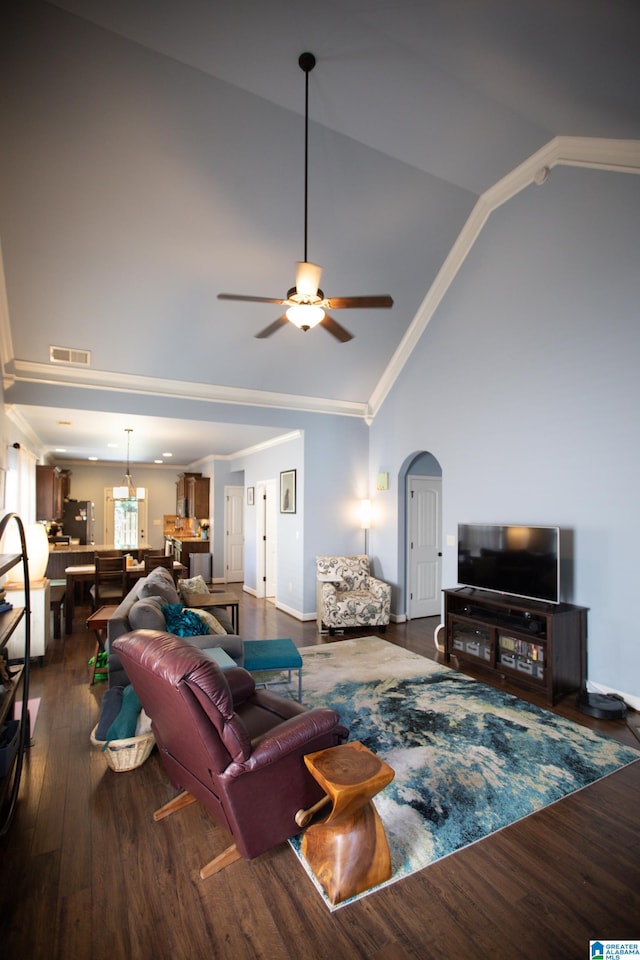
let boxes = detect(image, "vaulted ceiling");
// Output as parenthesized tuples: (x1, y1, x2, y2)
(1, 0, 639, 465)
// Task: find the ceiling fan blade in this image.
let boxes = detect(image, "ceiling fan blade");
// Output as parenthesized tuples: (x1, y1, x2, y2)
(320, 313, 353, 343)
(295, 261, 323, 297)
(254, 315, 289, 339)
(324, 295, 394, 310)
(218, 293, 287, 305)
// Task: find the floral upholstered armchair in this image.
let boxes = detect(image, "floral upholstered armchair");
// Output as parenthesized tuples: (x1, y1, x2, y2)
(316, 555, 391, 635)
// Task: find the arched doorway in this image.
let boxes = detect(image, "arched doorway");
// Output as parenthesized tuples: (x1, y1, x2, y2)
(398, 451, 443, 619)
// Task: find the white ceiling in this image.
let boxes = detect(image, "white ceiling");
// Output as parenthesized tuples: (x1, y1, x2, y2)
(1, 0, 639, 464)
(8, 405, 291, 466)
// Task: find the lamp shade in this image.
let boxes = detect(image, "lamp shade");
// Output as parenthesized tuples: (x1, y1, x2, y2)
(295, 261, 322, 297)
(359, 499, 372, 530)
(27, 522, 50, 580)
(2, 521, 49, 583)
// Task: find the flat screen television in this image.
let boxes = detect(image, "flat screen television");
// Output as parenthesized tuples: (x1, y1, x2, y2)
(457, 523, 560, 604)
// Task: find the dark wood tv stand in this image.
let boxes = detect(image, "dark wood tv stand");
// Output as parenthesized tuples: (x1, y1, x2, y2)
(443, 588, 588, 705)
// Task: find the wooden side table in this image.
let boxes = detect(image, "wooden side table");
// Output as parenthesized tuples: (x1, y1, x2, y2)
(86, 604, 119, 685)
(301, 741, 394, 905)
(188, 591, 239, 633)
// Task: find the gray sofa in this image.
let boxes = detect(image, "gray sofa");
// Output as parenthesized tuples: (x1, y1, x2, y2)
(106, 566, 243, 687)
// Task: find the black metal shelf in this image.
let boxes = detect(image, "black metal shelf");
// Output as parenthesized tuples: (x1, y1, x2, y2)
(0, 515, 31, 836)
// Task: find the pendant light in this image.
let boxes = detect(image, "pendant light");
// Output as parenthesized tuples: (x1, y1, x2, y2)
(113, 428, 139, 500)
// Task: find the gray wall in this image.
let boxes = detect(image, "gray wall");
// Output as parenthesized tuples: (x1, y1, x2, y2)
(234, 415, 369, 614)
(369, 165, 640, 701)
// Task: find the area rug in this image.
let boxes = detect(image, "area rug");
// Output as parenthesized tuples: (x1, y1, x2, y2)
(288, 637, 639, 910)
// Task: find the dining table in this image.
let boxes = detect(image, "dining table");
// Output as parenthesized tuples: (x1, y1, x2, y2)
(65, 560, 186, 634)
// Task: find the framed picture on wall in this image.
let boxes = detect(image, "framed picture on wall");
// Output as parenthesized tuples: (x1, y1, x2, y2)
(280, 470, 296, 513)
(247, 486, 254, 506)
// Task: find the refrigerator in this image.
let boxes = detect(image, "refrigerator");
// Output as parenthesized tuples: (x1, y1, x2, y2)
(62, 500, 95, 545)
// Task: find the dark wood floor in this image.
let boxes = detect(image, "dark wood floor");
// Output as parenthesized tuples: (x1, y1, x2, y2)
(2, 587, 639, 960)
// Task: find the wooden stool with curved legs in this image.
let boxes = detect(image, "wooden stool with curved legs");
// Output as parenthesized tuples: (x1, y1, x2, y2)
(301, 740, 394, 905)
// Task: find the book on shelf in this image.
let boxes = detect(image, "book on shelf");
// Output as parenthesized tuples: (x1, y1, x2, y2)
(0, 601, 14, 613)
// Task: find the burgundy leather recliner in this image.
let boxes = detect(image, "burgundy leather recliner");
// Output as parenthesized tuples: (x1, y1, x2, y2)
(112, 630, 348, 878)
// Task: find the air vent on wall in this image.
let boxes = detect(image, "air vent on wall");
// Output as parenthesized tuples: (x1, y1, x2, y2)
(49, 345, 91, 366)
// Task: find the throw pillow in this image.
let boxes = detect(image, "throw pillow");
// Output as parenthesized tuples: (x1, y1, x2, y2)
(178, 575, 209, 603)
(162, 603, 210, 637)
(186, 607, 227, 635)
(128, 596, 166, 632)
(104, 684, 142, 744)
(139, 576, 180, 606)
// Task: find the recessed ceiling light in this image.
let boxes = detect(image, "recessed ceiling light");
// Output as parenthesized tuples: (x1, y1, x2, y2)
(88, 456, 98, 461)
(162, 452, 173, 457)
(154, 459, 163, 464)
(55, 448, 67, 453)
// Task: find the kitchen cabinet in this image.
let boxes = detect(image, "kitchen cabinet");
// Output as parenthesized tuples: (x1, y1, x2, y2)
(36, 465, 63, 520)
(176, 473, 201, 518)
(176, 473, 210, 519)
(187, 476, 210, 520)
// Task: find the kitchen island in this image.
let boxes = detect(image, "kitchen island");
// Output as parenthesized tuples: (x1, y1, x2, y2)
(45, 544, 158, 581)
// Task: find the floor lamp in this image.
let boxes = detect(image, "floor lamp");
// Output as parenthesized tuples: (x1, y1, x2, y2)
(360, 499, 372, 555)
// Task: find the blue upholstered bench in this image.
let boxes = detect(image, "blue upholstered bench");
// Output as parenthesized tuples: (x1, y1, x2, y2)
(243, 638, 303, 701)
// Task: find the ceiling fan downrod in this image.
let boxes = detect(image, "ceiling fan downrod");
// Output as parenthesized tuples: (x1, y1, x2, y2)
(298, 52, 316, 265)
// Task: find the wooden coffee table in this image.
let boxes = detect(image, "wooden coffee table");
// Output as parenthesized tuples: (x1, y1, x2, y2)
(301, 741, 394, 904)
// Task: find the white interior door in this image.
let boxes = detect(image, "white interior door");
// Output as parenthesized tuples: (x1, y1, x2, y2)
(407, 476, 442, 619)
(224, 485, 244, 582)
(264, 478, 277, 598)
(256, 479, 278, 598)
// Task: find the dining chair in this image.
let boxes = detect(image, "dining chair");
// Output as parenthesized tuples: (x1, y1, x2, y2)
(144, 553, 176, 582)
(90, 554, 127, 611)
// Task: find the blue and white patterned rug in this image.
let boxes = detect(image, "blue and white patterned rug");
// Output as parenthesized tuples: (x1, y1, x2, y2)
(287, 637, 639, 910)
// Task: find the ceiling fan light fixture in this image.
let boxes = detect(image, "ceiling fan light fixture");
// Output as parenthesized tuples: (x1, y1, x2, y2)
(295, 261, 322, 298)
(218, 51, 392, 342)
(286, 303, 325, 330)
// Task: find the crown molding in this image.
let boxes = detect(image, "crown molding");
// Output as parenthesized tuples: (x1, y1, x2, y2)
(8, 359, 369, 420)
(367, 137, 640, 419)
(4, 403, 47, 456)
(0, 240, 15, 391)
(228, 429, 302, 460)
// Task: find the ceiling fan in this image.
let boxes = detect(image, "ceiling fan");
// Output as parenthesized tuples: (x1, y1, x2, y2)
(217, 52, 394, 342)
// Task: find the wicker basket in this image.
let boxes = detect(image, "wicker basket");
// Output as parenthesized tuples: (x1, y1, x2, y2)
(90, 725, 155, 772)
